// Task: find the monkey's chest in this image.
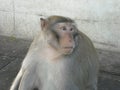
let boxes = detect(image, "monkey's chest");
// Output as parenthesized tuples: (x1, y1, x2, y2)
(37, 59, 87, 90)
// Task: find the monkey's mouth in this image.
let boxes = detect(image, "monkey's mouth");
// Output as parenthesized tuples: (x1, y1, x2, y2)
(64, 47, 73, 49)
(62, 47, 74, 54)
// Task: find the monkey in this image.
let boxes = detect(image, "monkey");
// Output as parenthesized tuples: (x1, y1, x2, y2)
(10, 15, 99, 90)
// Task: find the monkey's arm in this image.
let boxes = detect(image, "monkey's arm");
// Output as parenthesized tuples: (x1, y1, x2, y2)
(10, 69, 23, 90)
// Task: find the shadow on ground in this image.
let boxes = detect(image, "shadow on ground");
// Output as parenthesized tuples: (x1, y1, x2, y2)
(0, 35, 120, 90)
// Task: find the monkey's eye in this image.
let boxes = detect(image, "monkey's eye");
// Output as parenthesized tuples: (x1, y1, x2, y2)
(70, 28, 73, 31)
(62, 26, 67, 31)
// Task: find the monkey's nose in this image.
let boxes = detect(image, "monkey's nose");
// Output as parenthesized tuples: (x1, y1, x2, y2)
(65, 34, 73, 42)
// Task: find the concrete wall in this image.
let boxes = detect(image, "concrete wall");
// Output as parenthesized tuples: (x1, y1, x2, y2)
(0, 0, 120, 52)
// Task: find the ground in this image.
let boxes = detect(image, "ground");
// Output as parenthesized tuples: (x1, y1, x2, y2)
(0, 35, 120, 90)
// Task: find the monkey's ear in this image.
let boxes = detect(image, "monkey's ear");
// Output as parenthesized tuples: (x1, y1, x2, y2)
(40, 18, 48, 30)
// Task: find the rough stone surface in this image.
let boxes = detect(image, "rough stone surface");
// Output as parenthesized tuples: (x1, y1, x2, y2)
(98, 49, 120, 75)
(0, 35, 120, 90)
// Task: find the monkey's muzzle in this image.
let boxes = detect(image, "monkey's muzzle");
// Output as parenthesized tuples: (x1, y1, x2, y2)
(62, 46, 74, 54)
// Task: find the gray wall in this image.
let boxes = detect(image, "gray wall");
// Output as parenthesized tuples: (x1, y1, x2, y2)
(0, 0, 120, 52)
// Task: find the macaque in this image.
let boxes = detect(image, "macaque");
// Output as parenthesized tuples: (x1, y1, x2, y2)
(10, 15, 99, 90)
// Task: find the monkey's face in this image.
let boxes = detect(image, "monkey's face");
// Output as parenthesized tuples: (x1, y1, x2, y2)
(48, 22, 79, 55)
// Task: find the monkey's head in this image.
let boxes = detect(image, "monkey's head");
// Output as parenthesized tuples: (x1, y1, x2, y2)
(40, 16, 79, 55)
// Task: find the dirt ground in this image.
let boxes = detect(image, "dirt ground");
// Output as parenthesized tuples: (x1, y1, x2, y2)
(0, 35, 120, 90)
